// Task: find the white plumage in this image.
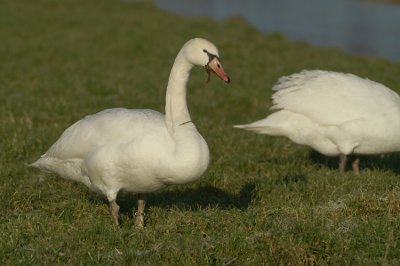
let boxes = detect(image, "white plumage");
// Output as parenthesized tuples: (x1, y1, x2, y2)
(31, 38, 230, 226)
(235, 70, 400, 174)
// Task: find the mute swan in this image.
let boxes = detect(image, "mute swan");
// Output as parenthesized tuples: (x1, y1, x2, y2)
(31, 38, 230, 227)
(235, 70, 400, 174)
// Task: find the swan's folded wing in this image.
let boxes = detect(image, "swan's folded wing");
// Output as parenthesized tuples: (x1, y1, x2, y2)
(45, 108, 166, 160)
(270, 70, 400, 126)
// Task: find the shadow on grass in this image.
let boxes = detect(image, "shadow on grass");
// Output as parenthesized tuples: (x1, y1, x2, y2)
(88, 183, 256, 216)
(280, 174, 307, 184)
(151, 183, 256, 210)
(309, 150, 400, 174)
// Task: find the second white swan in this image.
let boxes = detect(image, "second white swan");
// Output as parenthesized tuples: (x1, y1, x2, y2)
(235, 70, 400, 174)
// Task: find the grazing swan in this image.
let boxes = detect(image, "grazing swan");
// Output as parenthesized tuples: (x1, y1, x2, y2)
(31, 38, 230, 227)
(235, 70, 400, 174)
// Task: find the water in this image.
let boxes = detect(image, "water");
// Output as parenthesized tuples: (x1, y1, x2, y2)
(153, 0, 400, 62)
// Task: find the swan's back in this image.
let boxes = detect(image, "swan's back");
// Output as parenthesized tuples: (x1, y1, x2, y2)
(272, 70, 400, 125)
(45, 108, 166, 160)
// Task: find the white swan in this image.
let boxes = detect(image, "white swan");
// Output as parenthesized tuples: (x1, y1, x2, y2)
(31, 38, 230, 227)
(235, 70, 400, 174)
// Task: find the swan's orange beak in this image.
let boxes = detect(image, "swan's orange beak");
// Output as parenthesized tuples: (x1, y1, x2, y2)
(206, 57, 230, 83)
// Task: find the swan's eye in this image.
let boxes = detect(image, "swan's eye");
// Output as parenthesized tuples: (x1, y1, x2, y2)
(203, 49, 220, 64)
(217, 63, 221, 68)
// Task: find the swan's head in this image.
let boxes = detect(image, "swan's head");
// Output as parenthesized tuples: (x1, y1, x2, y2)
(182, 38, 230, 83)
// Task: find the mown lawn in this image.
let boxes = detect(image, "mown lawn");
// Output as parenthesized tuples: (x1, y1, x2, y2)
(1, 0, 399, 264)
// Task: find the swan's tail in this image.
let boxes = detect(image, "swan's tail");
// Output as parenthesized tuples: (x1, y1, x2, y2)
(234, 118, 285, 135)
(29, 156, 92, 188)
(234, 110, 295, 136)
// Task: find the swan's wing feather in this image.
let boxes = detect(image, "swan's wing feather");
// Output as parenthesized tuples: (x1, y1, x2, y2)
(271, 70, 400, 125)
(45, 108, 165, 160)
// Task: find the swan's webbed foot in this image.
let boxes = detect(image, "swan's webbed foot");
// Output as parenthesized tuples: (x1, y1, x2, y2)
(134, 194, 146, 228)
(110, 200, 120, 226)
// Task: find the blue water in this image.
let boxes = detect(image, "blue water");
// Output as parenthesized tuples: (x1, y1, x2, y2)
(153, 0, 400, 62)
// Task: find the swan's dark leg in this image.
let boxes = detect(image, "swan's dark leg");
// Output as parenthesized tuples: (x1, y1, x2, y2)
(134, 194, 146, 228)
(352, 157, 360, 175)
(110, 200, 120, 226)
(339, 154, 347, 174)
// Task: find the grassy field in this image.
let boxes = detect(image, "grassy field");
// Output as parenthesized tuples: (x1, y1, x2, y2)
(1, 0, 400, 264)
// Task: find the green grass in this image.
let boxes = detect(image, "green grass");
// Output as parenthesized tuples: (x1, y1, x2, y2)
(1, 0, 400, 264)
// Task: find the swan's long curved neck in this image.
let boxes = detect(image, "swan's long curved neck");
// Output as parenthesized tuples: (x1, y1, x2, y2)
(162, 49, 210, 183)
(165, 52, 194, 133)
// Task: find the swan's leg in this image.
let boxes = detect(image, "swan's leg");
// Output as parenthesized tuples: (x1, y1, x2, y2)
(110, 200, 120, 226)
(134, 194, 146, 228)
(352, 157, 360, 175)
(339, 154, 347, 174)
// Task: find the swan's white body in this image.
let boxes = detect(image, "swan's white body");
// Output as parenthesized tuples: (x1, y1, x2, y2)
(236, 70, 400, 158)
(31, 38, 229, 225)
(33, 108, 209, 197)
